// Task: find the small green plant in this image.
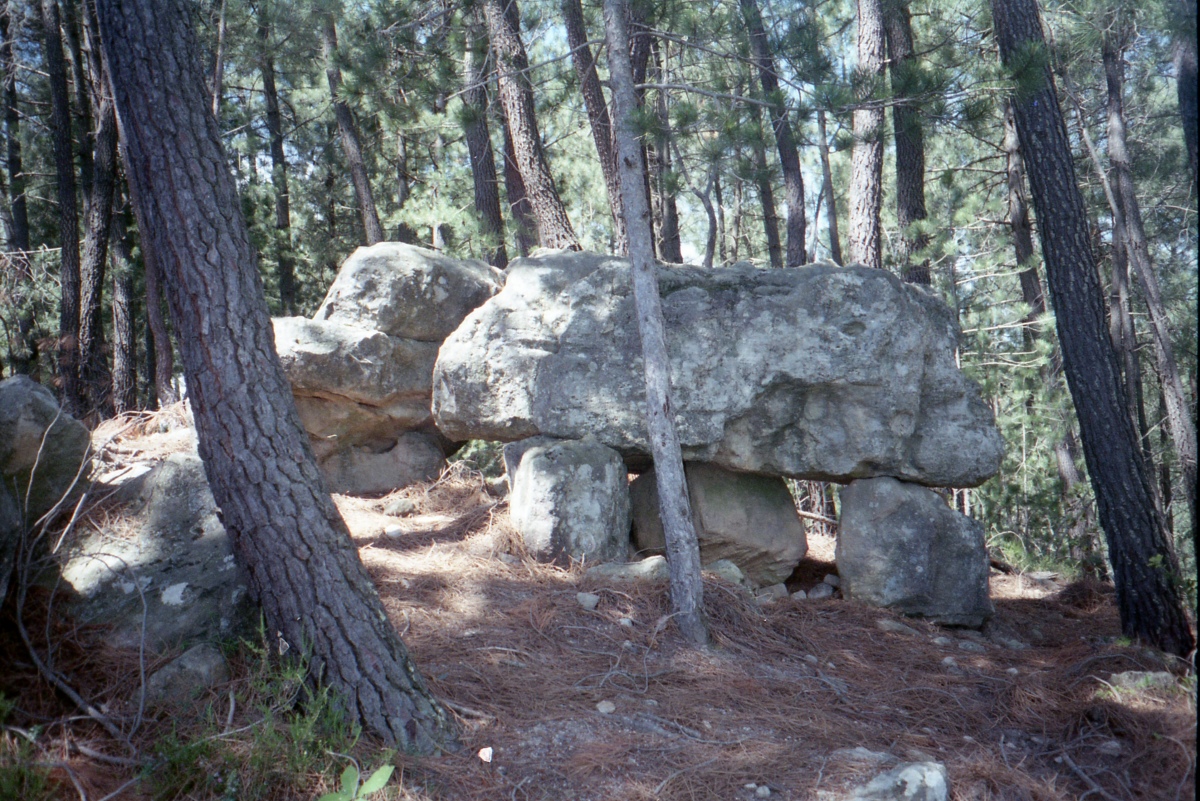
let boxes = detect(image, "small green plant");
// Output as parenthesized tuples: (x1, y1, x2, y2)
(317, 762, 395, 801)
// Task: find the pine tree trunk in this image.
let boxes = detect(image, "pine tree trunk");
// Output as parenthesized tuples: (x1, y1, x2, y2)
(653, 45, 683, 264)
(61, 0, 92, 211)
(562, 0, 625, 252)
(1103, 33, 1198, 540)
(463, 14, 508, 269)
(41, 0, 83, 413)
(603, 0, 706, 646)
(883, 0, 929, 284)
(1174, 0, 1197, 181)
(95, 0, 458, 751)
(211, 0, 226, 117)
(78, 94, 117, 416)
(320, 15, 384, 246)
(990, 0, 1193, 657)
(259, 14, 296, 313)
(817, 109, 843, 265)
(501, 111, 536, 258)
(850, 0, 885, 270)
(750, 105, 783, 269)
(483, 0, 578, 250)
(109, 197, 137, 414)
(739, 0, 806, 266)
(140, 231, 177, 407)
(1003, 100, 1043, 319)
(1, 3, 36, 376)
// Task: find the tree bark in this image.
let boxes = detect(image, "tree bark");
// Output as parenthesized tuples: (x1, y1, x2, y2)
(603, 0, 706, 646)
(139, 214, 177, 407)
(1174, 0, 1197, 181)
(95, 0, 458, 751)
(739, 0, 806, 266)
(750, 104, 783, 269)
(211, 0, 226, 118)
(653, 44, 682, 264)
(990, 0, 1193, 657)
(1103, 32, 1197, 542)
(109, 192, 136, 414)
(40, 0, 83, 413)
(817, 109, 843, 265)
(61, 0, 91, 208)
(483, 0, 578, 250)
(259, 11, 296, 314)
(77, 91, 117, 416)
(501, 110, 536, 258)
(320, 14, 384, 246)
(462, 13, 508, 269)
(1, 2, 36, 376)
(883, 0, 929, 284)
(849, 0, 885, 270)
(562, 0, 625, 252)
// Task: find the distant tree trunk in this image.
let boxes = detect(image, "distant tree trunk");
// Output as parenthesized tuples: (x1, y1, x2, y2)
(501, 111, 536, 258)
(40, 0, 83, 413)
(141, 234, 177, 407)
(320, 14, 384, 246)
(653, 45, 682, 264)
(483, 0, 578, 250)
(1103, 31, 1198, 540)
(1003, 101, 1042, 321)
(1, 2, 36, 376)
(78, 94, 117, 416)
(96, 0, 458, 752)
(817, 109, 843, 265)
(109, 194, 137, 414)
(714, 171, 728, 264)
(61, 0, 92, 209)
(1174, 0, 1197, 181)
(739, 0, 806, 266)
(211, 0, 226, 117)
(850, 0, 885, 270)
(259, 13, 296, 313)
(603, 0, 706, 646)
(562, 0, 625, 252)
(991, 0, 1194, 657)
(750, 105, 783, 269)
(883, 0, 929, 284)
(463, 14, 508, 269)
(395, 133, 409, 212)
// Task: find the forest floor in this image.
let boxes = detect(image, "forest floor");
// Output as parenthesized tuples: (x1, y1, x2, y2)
(1, 413, 1195, 801)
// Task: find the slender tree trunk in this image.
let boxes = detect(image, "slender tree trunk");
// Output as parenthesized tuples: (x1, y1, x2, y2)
(990, 0, 1193, 657)
(750, 105, 783, 269)
(1174, 0, 1197, 181)
(320, 14, 384, 246)
(95, 0, 458, 751)
(395, 133, 409, 211)
(850, 0, 885, 270)
(78, 93, 117, 416)
(483, 0, 578, 250)
(463, 14, 508, 269)
(259, 12, 296, 314)
(109, 193, 136, 413)
(41, 0, 83, 413)
(817, 109, 843, 265)
(739, 0, 805, 266)
(1, 2, 36, 376)
(141, 233, 177, 406)
(653, 45, 682, 264)
(1103, 32, 1198, 538)
(883, 0, 929, 284)
(714, 171, 727, 264)
(502, 111, 536, 258)
(562, 0, 625, 252)
(211, 0, 226, 118)
(61, 0, 92, 209)
(603, 0, 706, 646)
(1003, 101, 1043, 319)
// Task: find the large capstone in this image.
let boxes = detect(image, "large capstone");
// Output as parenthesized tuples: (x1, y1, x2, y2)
(508, 438, 632, 563)
(631, 462, 806, 586)
(434, 252, 1003, 487)
(836, 477, 993, 628)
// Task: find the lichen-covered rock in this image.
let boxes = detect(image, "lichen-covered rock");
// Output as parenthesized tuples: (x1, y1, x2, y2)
(631, 462, 806, 587)
(0, 376, 91, 523)
(837, 477, 993, 628)
(145, 643, 230, 707)
(313, 242, 504, 341)
(844, 761, 948, 801)
(433, 252, 1003, 487)
(316, 431, 446, 495)
(509, 438, 631, 563)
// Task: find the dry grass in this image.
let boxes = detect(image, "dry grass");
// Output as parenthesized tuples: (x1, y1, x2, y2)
(1, 441, 1194, 801)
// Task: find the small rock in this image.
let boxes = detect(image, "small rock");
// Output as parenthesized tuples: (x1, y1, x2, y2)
(576, 592, 601, 611)
(932, 636, 953, 646)
(755, 583, 789, 604)
(618, 617, 634, 628)
(1029, 627, 1044, 641)
(145, 644, 229, 707)
(791, 589, 808, 600)
(744, 783, 758, 790)
(585, 555, 668, 582)
(705, 559, 748, 586)
(498, 553, 520, 565)
(804, 654, 819, 664)
(998, 637, 1028, 651)
(846, 761, 948, 801)
(485, 476, 509, 497)
(596, 700, 616, 714)
(957, 640, 987, 653)
(808, 582, 835, 600)
(823, 574, 841, 588)
(756, 786, 771, 798)
(384, 497, 417, 516)
(383, 524, 404, 539)
(1096, 740, 1122, 756)
(941, 656, 957, 668)
(1109, 671, 1176, 691)
(1006, 668, 1019, 676)
(876, 619, 920, 636)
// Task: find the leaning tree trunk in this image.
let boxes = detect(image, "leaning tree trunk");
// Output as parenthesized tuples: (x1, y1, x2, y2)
(990, 0, 1193, 657)
(483, 0, 578, 250)
(849, 0, 886, 270)
(109, 195, 137, 414)
(259, 13, 296, 313)
(94, 0, 458, 751)
(1103, 32, 1198, 541)
(883, 0, 929, 284)
(320, 14, 384, 246)
(739, 0, 806, 266)
(817, 109, 843, 265)
(604, 0, 706, 646)
(40, 0, 84, 414)
(562, 0, 625, 252)
(501, 111, 537, 258)
(463, 13, 508, 269)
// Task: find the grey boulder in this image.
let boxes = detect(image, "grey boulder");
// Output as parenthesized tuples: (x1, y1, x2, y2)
(313, 242, 504, 341)
(145, 643, 230, 707)
(845, 762, 948, 801)
(836, 477, 993, 627)
(434, 252, 1003, 487)
(631, 462, 806, 587)
(509, 438, 631, 563)
(316, 430, 446, 496)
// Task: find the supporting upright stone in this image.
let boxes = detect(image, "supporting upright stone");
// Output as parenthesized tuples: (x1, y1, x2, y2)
(837, 477, 993, 627)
